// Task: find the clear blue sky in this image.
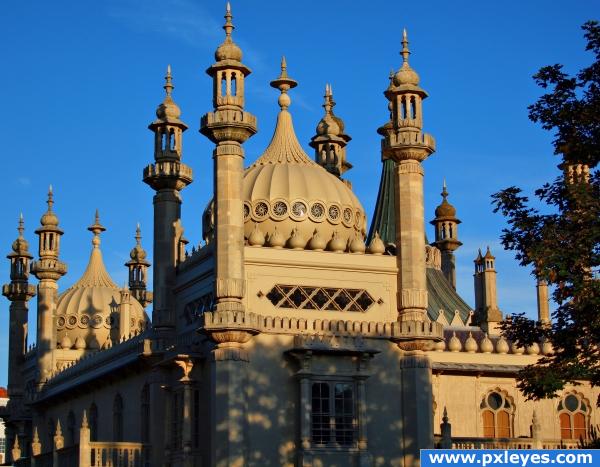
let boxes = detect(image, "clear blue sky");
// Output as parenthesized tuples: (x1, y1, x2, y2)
(0, 1, 596, 386)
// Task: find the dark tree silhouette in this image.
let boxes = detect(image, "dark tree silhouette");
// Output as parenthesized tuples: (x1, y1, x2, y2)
(492, 21, 600, 404)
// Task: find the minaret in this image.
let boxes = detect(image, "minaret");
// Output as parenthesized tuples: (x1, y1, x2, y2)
(143, 66, 192, 333)
(125, 224, 152, 308)
(31, 187, 67, 385)
(200, 3, 256, 314)
(430, 181, 462, 289)
(379, 30, 437, 327)
(309, 84, 352, 183)
(2, 215, 36, 405)
(473, 247, 503, 334)
(380, 30, 442, 465)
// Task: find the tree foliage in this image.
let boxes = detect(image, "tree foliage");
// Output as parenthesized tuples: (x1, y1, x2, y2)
(492, 21, 600, 404)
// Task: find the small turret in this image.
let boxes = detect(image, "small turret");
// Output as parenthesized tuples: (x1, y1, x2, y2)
(473, 247, 503, 334)
(309, 84, 352, 182)
(125, 224, 152, 308)
(430, 181, 462, 289)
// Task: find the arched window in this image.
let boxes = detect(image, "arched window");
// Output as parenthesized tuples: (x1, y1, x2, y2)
(480, 390, 513, 438)
(89, 403, 98, 441)
(141, 384, 150, 443)
(67, 411, 76, 446)
(113, 393, 124, 442)
(558, 393, 589, 440)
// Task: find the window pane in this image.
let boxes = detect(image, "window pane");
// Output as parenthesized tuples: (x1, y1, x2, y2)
(482, 410, 495, 437)
(573, 413, 587, 440)
(312, 383, 330, 445)
(497, 411, 510, 438)
(334, 384, 355, 446)
(487, 393, 502, 410)
(565, 395, 579, 412)
(560, 412, 572, 439)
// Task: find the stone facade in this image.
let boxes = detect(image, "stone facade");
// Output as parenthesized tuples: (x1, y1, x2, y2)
(0, 5, 596, 467)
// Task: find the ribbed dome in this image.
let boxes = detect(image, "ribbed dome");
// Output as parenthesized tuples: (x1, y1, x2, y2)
(56, 232, 148, 350)
(435, 198, 456, 218)
(242, 107, 366, 248)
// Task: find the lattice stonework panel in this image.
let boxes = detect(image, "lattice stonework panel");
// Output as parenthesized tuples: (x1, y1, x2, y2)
(266, 285, 375, 312)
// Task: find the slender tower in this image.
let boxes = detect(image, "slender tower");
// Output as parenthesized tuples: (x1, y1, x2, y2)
(2, 215, 36, 408)
(143, 66, 192, 334)
(309, 84, 352, 182)
(431, 181, 462, 289)
(473, 247, 503, 334)
(125, 224, 152, 309)
(31, 187, 67, 385)
(200, 3, 256, 314)
(379, 31, 442, 465)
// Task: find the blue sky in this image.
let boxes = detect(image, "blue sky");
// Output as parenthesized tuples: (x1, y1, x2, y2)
(0, 1, 596, 386)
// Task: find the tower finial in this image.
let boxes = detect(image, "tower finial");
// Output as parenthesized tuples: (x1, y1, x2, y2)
(223, 2, 234, 38)
(164, 64, 173, 97)
(47, 185, 54, 211)
(88, 209, 106, 248)
(441, 179, 448, 199)
(270, 56, 298, 110)
(323, 83, 335, 115)
(18, 213, 24, 238)
(135, 223, 142, 246)
(401, 28, 410, 65)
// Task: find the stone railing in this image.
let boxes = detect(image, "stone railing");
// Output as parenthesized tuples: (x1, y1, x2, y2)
(435, 436, 580, 450)
(88, 442, 149, 467)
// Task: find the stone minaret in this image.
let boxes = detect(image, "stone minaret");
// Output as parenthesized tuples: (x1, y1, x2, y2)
(309, 84, 352, 182)
(431, 181, 462, 289)
(2, 215, 36, 409)
(125, 224, 152, 309)
(379, 30, 442, 465)
(474, 247, 503, 334)
(143, 66, 192, 334)
(199, 5, 258, 466)
(31, 187, 67, 385)
(200, 3, 256, 314)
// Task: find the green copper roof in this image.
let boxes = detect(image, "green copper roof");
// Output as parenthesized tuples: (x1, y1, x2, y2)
(368, 158, 472, 324)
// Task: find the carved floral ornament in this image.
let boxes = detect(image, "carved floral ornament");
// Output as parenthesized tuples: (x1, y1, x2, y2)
(244, 198, 365, 229)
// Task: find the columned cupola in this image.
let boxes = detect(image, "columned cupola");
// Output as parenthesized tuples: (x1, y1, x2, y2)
(143, 66, 192, 333)
(31, 187, 67, 385)
(309, 84, 352, 183)
(431, 181, 462, 289)
(125, 224, 152, 309)
(2, 215, 36, 403)
(473, 247, 503, 334)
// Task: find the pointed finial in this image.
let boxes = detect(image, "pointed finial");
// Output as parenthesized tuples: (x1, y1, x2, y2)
(323, 83, 335, 115)
(135, 223, 142, 245)
(270, 56, 298, 110)
(164, 64, 174, 97)
(33, 426, 40, 443)
(223, 2, 234, 38)
(82, 410, 89, 428)
(88, 210, 106, 247)
(47, 185, 54, 211)
(441, 179, 448, 199)
(17, 213, 24, 238)
(401, 28, 410, 65)
(56, 419, 62, 436)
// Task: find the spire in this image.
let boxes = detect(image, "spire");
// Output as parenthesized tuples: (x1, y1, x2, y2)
(224, 2, 234, 38)
(87, 209, 106, 249)
(126, 223, 152, 308)
(253, 58, 312, 166)
(214, 2, 242, 62)
(401, 28, 411, 65)
(164, 64, 173, 97)
(270, 56, 298, 111)
(47, 185, 54, 211)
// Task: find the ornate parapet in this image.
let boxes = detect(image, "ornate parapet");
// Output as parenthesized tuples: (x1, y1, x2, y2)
(202, 310, 260, 346)
(391, 319, 444, 351)
(2, 282, 36, 301)
(142, 160, 193, 191)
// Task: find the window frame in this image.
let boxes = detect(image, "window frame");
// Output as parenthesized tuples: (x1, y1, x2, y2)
(310, 378, 359, 450)
(480, 390, 514, 438)
(558, 392, 589, 440)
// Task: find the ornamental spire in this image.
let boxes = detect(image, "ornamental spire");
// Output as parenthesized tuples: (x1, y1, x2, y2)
(87, 209, 105, 249)
(270, 56, 298, 111)
(164, 64, 173, 97)
(401, 28, 410, 65)
(224, 2, 234, 38)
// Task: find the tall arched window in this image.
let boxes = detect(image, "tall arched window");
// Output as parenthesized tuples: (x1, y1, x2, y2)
(480, 390, 514, 438)
(558, 393, 589, 440)
(113, 393, 124, 442)
(89, 403, 98, 441)
(141, 384, 150, 443)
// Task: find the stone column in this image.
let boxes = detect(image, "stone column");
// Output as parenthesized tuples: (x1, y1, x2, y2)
(399, 351, 434, 467)
(395, 160, 428, 322)
(175, 359, 194, 467)
(536, 280, 550, 325)
(36, 279, 59, 384)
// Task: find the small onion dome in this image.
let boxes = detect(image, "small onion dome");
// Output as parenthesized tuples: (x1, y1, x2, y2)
(10, 214, 32, 257)
(151, 65, 185, 126)
(327, 231, 346, 253)
(434, 339, 446, 352)
(367, 231, 385, 255)
(60, 333, 72, 350)
(448, 332, 461, 352)
(526, 342, 540, 355)
(464, 332, 478, 353)
(74, 336, 86, 350)
(511, 342, 524, 355)
(393, 29, 420, 87)
(434, 183, 457, 218)
(349, 235, 366, 254)
(267, 228, 285, 248)
(40, 186, 60, 227)
(287, 228, 305, 250)
(308, 230, 326, 251)
(248, 223, 265, 247)
(215, 3, 242, 62)
(541, 339, 553, 355)
(314, 84, 346, 137)
(496, 336, 509, 354)
(480, 333, 494, 353)
(129, 224, 149, 262)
